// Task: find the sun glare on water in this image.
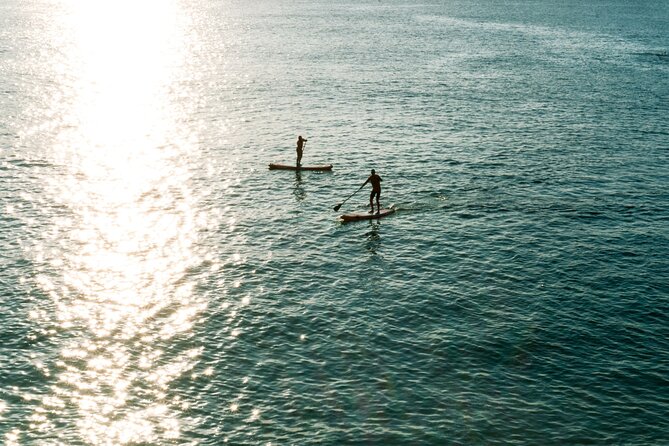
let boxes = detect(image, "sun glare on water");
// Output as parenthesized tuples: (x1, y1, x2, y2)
(62, 0, 184, 147)
(21, 1, 216, 444)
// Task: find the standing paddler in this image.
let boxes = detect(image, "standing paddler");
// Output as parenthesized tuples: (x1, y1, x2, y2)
(363, 169, 382, 214)
(296, 135, 307, 167)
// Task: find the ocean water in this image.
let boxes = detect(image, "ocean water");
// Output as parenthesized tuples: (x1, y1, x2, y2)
(1, 0, 668, 444)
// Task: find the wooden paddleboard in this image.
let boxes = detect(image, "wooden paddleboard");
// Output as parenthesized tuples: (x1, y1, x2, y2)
(340, 208, 395, 222)
(269, 163, 333, 171)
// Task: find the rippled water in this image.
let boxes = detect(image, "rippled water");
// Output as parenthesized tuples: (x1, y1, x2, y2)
(1, 0, 668, 444)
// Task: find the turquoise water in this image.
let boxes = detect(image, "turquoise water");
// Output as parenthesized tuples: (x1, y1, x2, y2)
(1, 0, 668, 444)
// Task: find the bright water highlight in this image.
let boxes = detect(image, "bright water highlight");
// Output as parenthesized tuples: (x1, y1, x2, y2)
(1, 0, 668, 444)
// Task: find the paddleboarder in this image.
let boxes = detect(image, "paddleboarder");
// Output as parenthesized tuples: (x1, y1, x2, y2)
(296, 135, 307, 166)
(363, 169, 382, 214)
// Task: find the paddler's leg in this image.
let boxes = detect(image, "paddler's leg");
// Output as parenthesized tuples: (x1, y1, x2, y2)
(369, 191, 374, 213)
(376, 190, 381, 214)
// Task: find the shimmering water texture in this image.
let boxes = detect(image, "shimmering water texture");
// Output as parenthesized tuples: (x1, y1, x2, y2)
(1, 0, 668, 445)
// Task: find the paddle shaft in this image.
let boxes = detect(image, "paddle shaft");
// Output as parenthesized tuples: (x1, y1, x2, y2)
(297, 140, 306, 166)
(334, 183, 365, 211)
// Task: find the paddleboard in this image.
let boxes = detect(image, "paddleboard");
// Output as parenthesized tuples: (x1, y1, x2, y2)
(340, 208, 395, 222)
(269, 163, 333, 171)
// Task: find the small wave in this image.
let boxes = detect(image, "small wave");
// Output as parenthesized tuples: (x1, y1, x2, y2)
(8, 159, 53, 168)
(632, 51, 669, 61)
(390, 194, 451, 212)
(455, 212, 483, 219)
(391, 205, 438, 213)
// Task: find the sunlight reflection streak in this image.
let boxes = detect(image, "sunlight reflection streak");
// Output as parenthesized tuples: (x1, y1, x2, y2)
(28, 1, 211, 444)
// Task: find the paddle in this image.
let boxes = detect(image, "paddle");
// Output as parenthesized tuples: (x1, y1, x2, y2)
(333, 183, 365, 211)
(297, 140, 306, 166)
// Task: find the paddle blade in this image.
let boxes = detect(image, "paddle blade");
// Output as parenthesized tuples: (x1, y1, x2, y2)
(333, 203, 342, 212)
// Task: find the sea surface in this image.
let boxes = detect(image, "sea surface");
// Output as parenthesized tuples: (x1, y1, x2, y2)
(1, 0, 668, 444)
